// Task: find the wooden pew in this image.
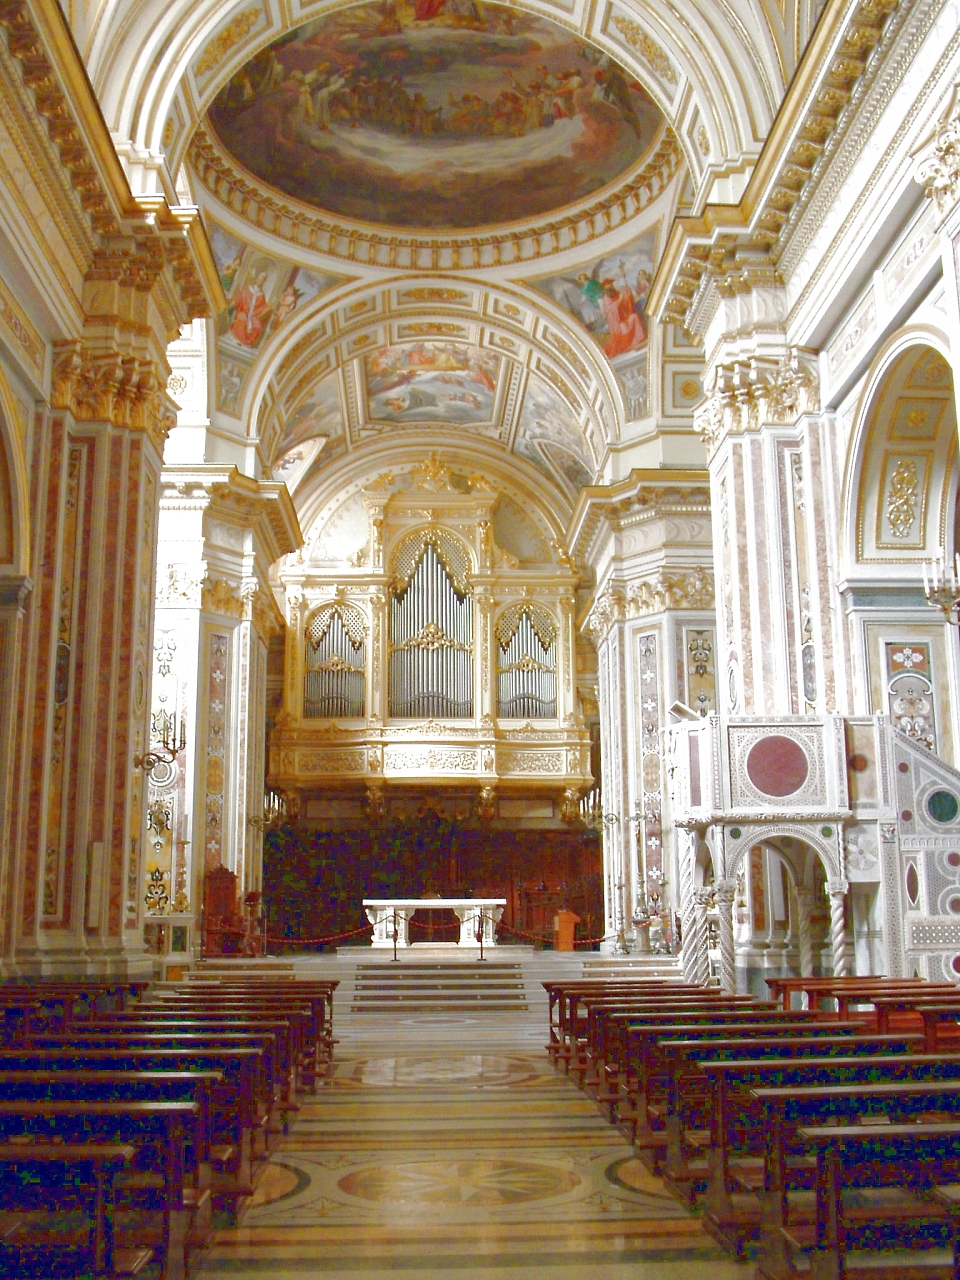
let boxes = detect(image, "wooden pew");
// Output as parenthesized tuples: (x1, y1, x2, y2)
(0, 1141, 150, 1278)
(780, 1121, 960, 1280)
(615, 1014, 868, 1134)
(28, 1030, 288, 1135)
(568, 994, 777, 1081)
(582, 1002, 838, 1100)
(543, 980, 699, 1057)
(751, 1079, 960, 1278)
(168, 980, 337, 1048)
(693, 1052, 959, 1257)
(0, 1045, 267, 1219)
(555, 989, 759, 1076)
(764, 976, 956, 1015)
(0, 1098, 206, 1280)
(142, 996, 332, 1082)
(70, 1012, 309, 1103)
(640, 1031, 919, 1197)
(0, 981, 148, 1044)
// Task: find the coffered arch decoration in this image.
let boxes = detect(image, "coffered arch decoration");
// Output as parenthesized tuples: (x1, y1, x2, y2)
(290, 445, 570, 576)
(842, 336, 957, 573)
(88, 0, 792, 224)
(248, 295, 613, 507)
(250, 279, 618, 463)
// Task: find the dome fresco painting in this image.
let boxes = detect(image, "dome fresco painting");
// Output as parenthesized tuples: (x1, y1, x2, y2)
(207, 0, 665, 230)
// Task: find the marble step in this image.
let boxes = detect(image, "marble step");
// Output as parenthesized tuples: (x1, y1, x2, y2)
(351, 999, 528, 1013)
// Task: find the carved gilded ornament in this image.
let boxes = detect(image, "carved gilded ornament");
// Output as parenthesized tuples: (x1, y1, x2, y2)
(588, 568, 714, 638)
(694, 350, 819, 452)
(587, 587, 625, 639)
(52, 343, 174, 451)
(476, 786, 497, 822)
(202, 577, 243, 618)
(195, 7, 263, 78)
(251, 589, 283, 644)
(885, 459, 920, 539)
(189, 127, 681, 270)
(625, 567, 714, 616)
(156, 564, 206, 608)
(612, 16, 677, 86)
(914, 84, 960, 220)
(399, 288, 469, 303)
(660, 0, 899, 327)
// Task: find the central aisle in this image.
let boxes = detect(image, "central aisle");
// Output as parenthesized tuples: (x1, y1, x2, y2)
(197, 1007, 753, 1279)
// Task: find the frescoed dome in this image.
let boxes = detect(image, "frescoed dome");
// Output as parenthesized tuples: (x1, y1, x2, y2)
(206, 0, 666, 231)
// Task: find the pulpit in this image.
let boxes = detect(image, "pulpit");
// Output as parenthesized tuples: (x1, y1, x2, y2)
(553, 909, 580, 952)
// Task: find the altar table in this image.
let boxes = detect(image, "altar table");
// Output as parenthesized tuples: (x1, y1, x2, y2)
(362, 898, 506, 948)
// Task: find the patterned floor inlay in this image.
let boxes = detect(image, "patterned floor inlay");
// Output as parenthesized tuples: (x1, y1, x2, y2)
(196, 1017, 753, 1279)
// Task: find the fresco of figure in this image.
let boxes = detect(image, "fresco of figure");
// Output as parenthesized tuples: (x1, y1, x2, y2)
(231, 271, 272, 347)
(206, 0, 664, 230)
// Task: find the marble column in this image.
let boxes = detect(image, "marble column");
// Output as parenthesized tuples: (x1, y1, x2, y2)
(690, 887, 715, 987)
(827, 878, 850, 978)
(0, 577, 32, 972)
(715, 878, 738, 993)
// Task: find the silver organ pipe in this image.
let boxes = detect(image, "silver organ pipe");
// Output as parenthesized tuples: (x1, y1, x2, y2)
(389, 540, 473, 718)
(304, 605, 366, 718)
(497, 607, 556, 718)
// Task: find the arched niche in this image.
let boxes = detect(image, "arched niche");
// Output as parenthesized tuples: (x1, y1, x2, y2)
(844, 339, 957, 572)
(0, 370, 30, 580)
(840, 336, 960, 758)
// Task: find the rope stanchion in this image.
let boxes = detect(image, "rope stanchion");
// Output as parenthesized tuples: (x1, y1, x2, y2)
(259, 923, 373, 946)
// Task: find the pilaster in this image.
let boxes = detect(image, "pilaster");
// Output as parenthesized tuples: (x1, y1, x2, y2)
(151, 468, 298, 956)
(573, 472, 715, 946)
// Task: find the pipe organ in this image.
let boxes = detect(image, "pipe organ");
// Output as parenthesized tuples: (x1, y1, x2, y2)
(270, 459, 592, 805)
(304, 603, 366, 718)
(497, 604, 556, 719)
(389, 537, 473, 719)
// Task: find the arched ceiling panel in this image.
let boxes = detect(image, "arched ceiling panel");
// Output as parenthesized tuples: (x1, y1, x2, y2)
(85, 0, 794, 209)
(289, 440, 577, 568)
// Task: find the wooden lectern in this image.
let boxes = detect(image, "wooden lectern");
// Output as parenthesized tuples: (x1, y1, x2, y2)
(553, 909, 580, 952)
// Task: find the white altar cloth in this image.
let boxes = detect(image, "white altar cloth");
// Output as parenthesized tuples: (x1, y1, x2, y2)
(362, 898, 507, 948)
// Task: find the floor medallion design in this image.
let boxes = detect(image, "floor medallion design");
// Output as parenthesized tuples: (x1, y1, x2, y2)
(337, 1157, 582, 1205)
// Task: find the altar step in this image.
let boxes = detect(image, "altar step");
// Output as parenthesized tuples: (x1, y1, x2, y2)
(349, 960, 528, 1013)
(580, 954, 683, 981)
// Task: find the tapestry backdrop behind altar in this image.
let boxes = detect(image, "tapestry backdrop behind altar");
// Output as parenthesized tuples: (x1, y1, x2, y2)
(262, 816, 602, 947)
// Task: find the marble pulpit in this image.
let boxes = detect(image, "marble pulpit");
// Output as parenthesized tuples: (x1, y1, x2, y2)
(362, 898, 507, 948)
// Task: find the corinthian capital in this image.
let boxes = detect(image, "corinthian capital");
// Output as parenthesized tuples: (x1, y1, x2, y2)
(914, 84, 960, 221)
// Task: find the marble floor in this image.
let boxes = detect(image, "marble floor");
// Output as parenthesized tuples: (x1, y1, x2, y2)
(196, 1009, 754, 1280)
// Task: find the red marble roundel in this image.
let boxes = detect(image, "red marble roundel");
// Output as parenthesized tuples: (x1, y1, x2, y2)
(745, 735, 809, 797)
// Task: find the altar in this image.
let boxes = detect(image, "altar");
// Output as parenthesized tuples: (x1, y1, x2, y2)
(362, 898, 506, 948)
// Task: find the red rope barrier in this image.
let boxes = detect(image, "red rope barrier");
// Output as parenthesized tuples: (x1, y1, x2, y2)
(407, 917, 460, 933)
(262, 924, 372, 945)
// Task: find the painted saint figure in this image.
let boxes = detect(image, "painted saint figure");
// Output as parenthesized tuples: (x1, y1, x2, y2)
(231, 271, 271, 347)
(600, 279, 645, 357)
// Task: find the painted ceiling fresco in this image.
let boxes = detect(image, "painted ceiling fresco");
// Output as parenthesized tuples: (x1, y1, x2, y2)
(206, 1, 664, 230)
(209, 221, 347, 416)
(267, 342, 596, 499)
(515, 373, 595, 494)
(281, 369, 346, 456)
(364, 343, 501, 423)
(527, 226, 656, 419)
